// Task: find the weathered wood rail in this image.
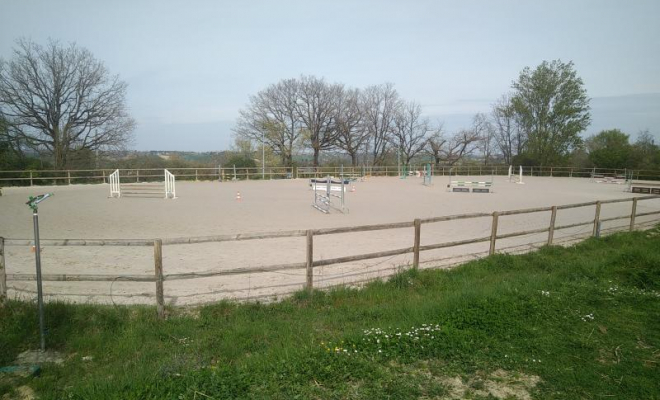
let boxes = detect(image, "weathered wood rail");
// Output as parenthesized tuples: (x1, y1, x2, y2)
(2, 195, 659, 316)
(2, 165, 660, 187)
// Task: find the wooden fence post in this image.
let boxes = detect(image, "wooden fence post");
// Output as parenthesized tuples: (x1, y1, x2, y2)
(547, 206, 557, 245)
(136, 170, 140, 183)
(102, 170, 107, 184)
(306, 230, 314, 294)
(195, 169, 198, 181)
(489, 212, 499, 255)
(153, 239, 165, 319)
(413, 219, 421, 267)
(67, 171, 71, 185)
(630, 198, 638, 231)
(0, 237, 6, 305)
(593, 201, 602, 237)
(30, 171, 33, 186)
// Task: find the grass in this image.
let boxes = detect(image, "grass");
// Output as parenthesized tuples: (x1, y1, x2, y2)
(1, 227, 660, 399)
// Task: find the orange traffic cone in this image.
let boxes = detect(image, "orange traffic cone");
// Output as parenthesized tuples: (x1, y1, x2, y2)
(236, 191, 242, 201)
(350, 185, 356, 192)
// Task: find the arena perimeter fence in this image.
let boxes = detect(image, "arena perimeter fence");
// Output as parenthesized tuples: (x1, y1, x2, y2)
(1, 165, 660, 187)
(1, 195, 659, 318)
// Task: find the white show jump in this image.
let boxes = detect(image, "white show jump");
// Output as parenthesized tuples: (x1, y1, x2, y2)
(591, 168, 628, 184)
(447, 168, 494, 193)
(109, 169, 121, 198)
(109, 169, 176, 199)
(165, 169, 176, 199)
(311, 176, 348, 213)
(508, 165, 524, 184)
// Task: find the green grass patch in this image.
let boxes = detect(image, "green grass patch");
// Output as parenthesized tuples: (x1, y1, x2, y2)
(1, 227, 660, 399)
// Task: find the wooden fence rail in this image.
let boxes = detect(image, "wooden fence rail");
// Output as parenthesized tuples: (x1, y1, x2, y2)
(7, 273, 155, 282)
(2, 195, 660, 317)
(2, 165, 660, 186)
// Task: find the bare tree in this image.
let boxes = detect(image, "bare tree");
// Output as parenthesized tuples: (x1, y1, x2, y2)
(391, 100, 429, 164)
(425, 123, 480, 166)
(234, 78, 301, 166)
(0, 38, 135, 168)
(296, 75, 340, 167)
(491, 94, 522, 165)
(362, 83, 400, 165)
(443, 129, 481, 165)
(473, 113, 495, 164)
(425, 123, 446, 165)
(334, 87, 368, 166)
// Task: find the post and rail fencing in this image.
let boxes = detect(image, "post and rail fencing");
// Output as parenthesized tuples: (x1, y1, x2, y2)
(2, 165, 660, 187)
(1, 195, 659, 317)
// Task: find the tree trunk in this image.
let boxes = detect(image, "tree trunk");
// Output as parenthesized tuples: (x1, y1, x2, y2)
(54, 142, 67, 169)
(313, 147, 320, 167)
(350, 152, 358, 166)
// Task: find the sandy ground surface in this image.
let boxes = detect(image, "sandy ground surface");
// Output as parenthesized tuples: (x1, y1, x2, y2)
(1, 175, 659, 306)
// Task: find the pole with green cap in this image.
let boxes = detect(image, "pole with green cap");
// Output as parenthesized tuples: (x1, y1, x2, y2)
(26, 193, 53, 352)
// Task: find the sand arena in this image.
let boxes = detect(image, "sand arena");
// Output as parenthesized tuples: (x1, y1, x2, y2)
(1, 175, 658, 306)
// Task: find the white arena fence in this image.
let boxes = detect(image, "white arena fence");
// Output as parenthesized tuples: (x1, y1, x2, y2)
(1, 165, 660, 187)
(1, 195, 659, 317)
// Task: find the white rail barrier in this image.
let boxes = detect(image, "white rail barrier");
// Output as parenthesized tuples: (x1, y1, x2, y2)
(109, 169, 120, 198)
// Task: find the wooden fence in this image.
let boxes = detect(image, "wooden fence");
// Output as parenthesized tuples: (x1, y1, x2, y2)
(1, 195, 659, 316)
(2, 165, 660, 187)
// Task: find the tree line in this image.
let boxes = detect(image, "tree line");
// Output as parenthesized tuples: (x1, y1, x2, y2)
(1, 38, 658, 172)
(234, 77, 480, 168)
(234, 60, 600, 168)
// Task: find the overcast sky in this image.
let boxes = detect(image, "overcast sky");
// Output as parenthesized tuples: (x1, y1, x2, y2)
(1, 0, 659, 151)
